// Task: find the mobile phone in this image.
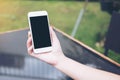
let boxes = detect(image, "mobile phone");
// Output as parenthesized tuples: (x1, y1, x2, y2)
(28, 11, 52, 53)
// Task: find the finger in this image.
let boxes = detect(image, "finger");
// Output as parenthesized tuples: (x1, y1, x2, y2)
(28, 45, 33, 55)
(50, 27, 58, 41)
(49, 27, 53, 43)
(27, 37, 32, 48)
(28, 31, 31, 38)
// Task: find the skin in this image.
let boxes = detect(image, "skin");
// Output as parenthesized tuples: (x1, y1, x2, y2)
(27, 27, 120, 80)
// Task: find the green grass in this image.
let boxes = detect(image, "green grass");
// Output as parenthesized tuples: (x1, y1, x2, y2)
(0, 1, 120, 63)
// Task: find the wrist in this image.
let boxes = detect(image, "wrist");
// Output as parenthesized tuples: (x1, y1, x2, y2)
(54, 54, 67, 67)
(54, 54, 68, 69)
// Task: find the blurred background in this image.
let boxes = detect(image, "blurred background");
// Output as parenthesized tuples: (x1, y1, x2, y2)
(0, 0, 120, 63)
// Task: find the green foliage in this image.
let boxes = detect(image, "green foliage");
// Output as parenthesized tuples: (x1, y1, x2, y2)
(0, 1, 120, 63)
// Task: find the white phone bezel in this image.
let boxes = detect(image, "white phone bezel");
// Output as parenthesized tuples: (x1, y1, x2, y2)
(28, 11, 52, 53)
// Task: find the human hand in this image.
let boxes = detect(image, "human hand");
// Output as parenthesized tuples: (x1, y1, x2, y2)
(27, 27, 65, 66)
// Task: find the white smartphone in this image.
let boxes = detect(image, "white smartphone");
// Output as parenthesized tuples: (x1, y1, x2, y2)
(28, 11, 52, 53)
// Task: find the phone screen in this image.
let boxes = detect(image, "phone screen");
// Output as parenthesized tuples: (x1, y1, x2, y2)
(30, 16, 51, 49)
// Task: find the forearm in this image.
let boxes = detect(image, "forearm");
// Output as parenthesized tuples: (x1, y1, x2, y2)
(54, 55, 120, 80)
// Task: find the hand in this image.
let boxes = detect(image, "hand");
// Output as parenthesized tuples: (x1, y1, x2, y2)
(27, 27, 120, 80)
(27, 27, 65, 66)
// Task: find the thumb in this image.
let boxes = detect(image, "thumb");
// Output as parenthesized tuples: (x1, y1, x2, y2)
(49, 27, 59, 42)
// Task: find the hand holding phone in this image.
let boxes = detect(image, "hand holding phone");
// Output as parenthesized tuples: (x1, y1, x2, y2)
(28, 11, 52, 53)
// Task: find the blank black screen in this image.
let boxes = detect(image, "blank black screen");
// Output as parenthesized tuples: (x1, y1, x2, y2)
(30, 16, 51, 49)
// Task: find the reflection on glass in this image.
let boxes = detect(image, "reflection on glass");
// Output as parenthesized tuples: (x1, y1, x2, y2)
(0, 53, 64, 79)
